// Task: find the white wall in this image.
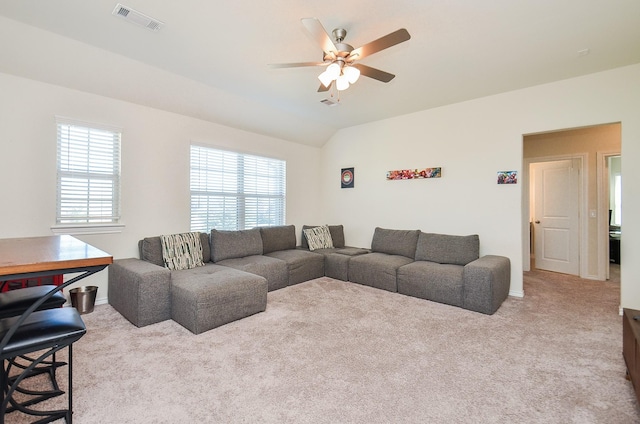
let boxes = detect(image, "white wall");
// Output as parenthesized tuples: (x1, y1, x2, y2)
(2, 64, 639, 310)
(321, 64, 640, 307)
(0, 73, 323, 304)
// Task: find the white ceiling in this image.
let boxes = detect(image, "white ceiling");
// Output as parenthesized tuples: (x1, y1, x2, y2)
(1, 1, 639, 147)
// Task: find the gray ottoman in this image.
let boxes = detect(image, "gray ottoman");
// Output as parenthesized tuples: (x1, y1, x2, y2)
(171, 264, 267, 334)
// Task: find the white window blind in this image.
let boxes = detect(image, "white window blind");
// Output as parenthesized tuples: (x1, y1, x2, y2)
(56, 120, 121, 225)
(190, 145, 286, 231)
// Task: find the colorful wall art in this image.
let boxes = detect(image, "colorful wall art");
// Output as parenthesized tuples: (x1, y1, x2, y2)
(341, 167, 354, 188)
(497, 171, 517, 184)
(386, 167, 441, 180)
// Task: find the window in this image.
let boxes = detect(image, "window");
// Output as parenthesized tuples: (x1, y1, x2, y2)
(55, 119, 121, 228)
(190, 145, 286, 231)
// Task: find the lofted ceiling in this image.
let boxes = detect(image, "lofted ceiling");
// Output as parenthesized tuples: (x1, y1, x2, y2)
(0, 1, 639, 147)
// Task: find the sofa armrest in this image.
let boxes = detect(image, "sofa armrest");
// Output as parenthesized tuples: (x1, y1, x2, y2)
(108, 258, 172, 327)
(462, 255, 510, 315)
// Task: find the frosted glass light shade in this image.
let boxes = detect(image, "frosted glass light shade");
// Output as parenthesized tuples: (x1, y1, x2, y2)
(336, 75, 349, 91)
(318, 71, 333, 87)
(326, 63, 341, 79)
(343, 66, 360, 84)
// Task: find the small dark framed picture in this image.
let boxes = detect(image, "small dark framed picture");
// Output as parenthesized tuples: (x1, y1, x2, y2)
(341, 168, 354, 189)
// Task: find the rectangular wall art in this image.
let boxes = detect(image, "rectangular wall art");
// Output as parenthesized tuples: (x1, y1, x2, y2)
(386, 167, 441, 180)
(341, 167, 354, 188)
(497, 171, 517, 184)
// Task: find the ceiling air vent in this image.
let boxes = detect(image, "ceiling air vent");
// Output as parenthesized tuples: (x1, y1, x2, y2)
(112, 3, 164, 31)
(320, 98, 339, 107)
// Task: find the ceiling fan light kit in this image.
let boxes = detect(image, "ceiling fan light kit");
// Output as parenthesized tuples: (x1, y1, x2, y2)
(270, 18, 410, 98)
(318, 62, 360, 91)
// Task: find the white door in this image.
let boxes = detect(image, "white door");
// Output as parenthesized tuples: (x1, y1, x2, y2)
(532, 159, 580, 275)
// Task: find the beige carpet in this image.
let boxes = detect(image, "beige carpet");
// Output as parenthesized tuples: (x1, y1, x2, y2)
(7, 268, 640, 423)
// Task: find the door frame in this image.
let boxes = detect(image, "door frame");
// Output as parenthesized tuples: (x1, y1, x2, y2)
(597, 150, 621, 280)
(523, 153, 588, 278)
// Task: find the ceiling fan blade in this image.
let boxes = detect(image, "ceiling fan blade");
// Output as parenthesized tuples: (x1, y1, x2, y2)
(349, 28, 410, 61)
(352, 64, 395, 83)
(301, 17, 338, 54)
(317, 81, 332, 92)
(269, 62, 327, 69)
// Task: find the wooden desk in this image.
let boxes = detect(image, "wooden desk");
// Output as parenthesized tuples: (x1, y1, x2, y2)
(0, 235, 112, 344)
(0, 235, 112, 280)
(0, 235, 111, 421)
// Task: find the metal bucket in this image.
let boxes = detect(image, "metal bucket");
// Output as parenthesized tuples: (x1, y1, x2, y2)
(69, 286, 98, 314)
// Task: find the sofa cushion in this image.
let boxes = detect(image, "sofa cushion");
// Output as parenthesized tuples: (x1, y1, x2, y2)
(260, 225, 296, 254)
(160, 232, 205, 270)
(303, 225, 334, 251)
(140, 237, 164, 267)
(309, 247, 370, 256)
(415, 233, 479, 265)
(217, 255, 288, 292)
(301, 225, 345, 249)
(370, 227, 420, 258)
(397, 261, 464, 307)
(264, 249, 325, 286)
(211, 228, 263, 262)
(349, 252, 414, 292)
(140, 233, 210, 266)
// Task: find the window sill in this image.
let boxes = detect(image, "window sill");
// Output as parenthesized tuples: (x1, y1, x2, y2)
(51, 223, 125, 235)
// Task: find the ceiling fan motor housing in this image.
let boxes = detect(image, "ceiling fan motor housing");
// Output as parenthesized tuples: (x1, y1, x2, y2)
(332, 29, 354, 59)
(332, 28, 347, 43)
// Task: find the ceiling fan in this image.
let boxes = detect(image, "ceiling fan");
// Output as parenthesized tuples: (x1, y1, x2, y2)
(270, 18, 411, 92)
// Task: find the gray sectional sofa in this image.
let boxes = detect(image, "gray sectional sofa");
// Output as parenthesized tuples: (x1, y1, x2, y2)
(108, 225, 510, 334)
(359, 228, 511, 315)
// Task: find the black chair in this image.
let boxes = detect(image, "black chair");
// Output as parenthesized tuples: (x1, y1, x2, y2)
(0, 285, 66, 320)
(0, 286, 68, 407)
(1, 287, 85, 423)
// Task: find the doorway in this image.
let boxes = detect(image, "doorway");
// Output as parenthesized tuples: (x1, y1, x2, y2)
(522, 123, 622, 281)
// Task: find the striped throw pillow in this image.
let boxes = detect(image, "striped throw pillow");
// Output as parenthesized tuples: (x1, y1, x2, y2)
(303, 225, 334, 251)
(160, 232, 205, 270)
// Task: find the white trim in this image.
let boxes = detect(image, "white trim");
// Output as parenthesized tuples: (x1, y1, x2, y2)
(597, 150, 621, 281)
(51, 223, 125, 235)
(577, 155, 589, 279)
(55, 115, 123, 134)
(190, 140, 285, 163)
(509, 290, 525, 298)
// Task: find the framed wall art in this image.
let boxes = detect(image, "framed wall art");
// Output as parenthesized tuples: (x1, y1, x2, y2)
(386, 167, 441, 180)
(341, 167, 354, 188)
(497, 171, 517, 184)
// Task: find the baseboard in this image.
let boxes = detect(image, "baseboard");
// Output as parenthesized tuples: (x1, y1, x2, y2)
(509, 290, 524, 298)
